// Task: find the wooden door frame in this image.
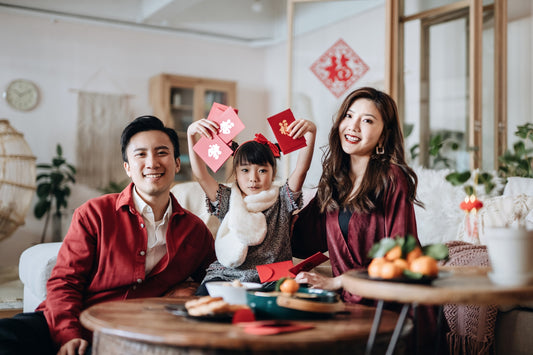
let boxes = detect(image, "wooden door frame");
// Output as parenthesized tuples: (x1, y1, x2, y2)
(386, 0, 507, 170)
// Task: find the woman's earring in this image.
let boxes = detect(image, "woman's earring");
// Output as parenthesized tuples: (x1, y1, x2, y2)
(376, 145, 385, 155)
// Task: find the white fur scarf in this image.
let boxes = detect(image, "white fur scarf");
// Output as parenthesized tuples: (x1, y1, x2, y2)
(215, 184, 278, 268)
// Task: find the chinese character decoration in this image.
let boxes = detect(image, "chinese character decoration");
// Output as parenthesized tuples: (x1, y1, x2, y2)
(278, 120, 289, 136)
(310, 38, 369, 98)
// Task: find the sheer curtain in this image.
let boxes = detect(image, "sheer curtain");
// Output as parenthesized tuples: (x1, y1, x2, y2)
(76, 91, 131, 189)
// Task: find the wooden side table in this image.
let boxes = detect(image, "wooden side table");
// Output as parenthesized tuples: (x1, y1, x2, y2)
(80, 297, 405, 355)
(341, 267, 533, 355)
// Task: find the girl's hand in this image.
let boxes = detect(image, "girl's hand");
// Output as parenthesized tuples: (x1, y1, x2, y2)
(294, 271, 342, 291)
(187, 118, 219, 139)
(288, 119, 316, 139)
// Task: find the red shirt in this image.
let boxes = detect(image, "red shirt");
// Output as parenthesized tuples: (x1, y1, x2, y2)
(36, 183, 216, 346)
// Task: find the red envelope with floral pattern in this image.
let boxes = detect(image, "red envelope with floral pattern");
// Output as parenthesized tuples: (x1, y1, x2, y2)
(192, 135, 233, 173)
(211, 106, 245, 144)
(267, 109, 307, 154)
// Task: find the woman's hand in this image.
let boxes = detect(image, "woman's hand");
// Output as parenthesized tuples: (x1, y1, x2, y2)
(187, 118, 219, 139)
(294, 271, 342, 291)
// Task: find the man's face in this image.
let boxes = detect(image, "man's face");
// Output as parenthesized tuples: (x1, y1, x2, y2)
(123, 130, 180, 202)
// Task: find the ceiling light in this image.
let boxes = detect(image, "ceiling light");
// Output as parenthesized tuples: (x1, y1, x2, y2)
(251, 0, 263, 13)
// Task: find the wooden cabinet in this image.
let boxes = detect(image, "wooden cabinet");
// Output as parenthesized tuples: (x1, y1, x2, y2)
(149, 74, 236, 181)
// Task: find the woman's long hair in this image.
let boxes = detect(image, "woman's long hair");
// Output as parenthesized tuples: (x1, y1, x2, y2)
(317, 87, 422, 213)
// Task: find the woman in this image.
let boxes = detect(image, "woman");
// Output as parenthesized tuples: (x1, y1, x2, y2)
(292, 87, 422, 303)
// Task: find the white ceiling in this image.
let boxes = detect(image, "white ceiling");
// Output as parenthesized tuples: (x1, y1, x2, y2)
(0, 0, 288, 45)
(0, 0, 384, 46)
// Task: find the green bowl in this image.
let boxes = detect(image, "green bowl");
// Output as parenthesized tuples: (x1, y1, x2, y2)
(246, 287, 341, 320)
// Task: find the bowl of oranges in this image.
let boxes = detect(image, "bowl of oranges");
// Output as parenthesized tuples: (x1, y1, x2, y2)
(366, 235, 449, 284)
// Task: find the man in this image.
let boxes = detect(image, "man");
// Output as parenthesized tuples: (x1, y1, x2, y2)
(0, 116, 216, 355)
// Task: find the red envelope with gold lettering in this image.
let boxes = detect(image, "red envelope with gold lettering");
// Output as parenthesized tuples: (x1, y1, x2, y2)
(192, 135, 233, 173)
(267, 109, 307, 154)
(211, 107, 245, 144)
(256, 260, 294, 283)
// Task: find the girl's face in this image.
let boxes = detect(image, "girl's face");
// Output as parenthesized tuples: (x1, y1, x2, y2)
(235, 162, 274, 196)
(338, 98, 384, 159)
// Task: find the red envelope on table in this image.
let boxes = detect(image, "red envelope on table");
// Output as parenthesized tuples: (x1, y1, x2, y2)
(256, 260, 294, 283)
(289, 252, 329, 276)
(267, 109, 307, 154)
(206, 102, 238, 122)
(192, 135, 233, 173)
(211, 106, 245, 144)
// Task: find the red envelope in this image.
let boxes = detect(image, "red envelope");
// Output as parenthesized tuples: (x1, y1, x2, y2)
(267, 109, 307, 154)
(211, 107, 245, 143)
(241, 321, 315, 335)
(206, 102, 238, 122)
(256, 260, 294, 283)
(192, 135, 233, 173)
(289, 252, 329, 276)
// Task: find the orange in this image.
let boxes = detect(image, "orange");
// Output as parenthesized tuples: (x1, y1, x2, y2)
(367, 257, 386, 278)
(393, 258, 409, 271)
(409, 256, 439, 277)
(279, 278, 299, 294)
(406, 247, 423, 264)
(380, 262, 402, 279)
(385, 245, 402, 261)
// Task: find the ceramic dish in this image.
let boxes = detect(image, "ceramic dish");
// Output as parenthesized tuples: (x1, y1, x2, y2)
(246, 287, 343, 320)
(206, 281, 262, 305)
(355, 270, 450, 285)
(164, 304, 233, 323)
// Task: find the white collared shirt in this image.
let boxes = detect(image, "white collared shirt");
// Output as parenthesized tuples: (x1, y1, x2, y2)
(132, 187, 172, 275)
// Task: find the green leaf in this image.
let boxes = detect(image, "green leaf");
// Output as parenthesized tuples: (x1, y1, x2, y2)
(34, 200, 51, 219)
(36, 183, 51, 197)
(368, 238, 398, 258)
(403, 269, 424, 280)
(445, 171, 471, 186)
(422, 244, 449, 260)
(464, 185, 474, 196)
(402, 235, 418, 254)
(275, 277, 289, 292)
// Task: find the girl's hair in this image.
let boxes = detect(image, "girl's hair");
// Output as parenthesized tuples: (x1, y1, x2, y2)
(317, 87, 422, 213)
(231, 140, 279, 177)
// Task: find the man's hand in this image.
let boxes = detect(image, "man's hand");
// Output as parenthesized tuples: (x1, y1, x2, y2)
(57, 338, 89, 355)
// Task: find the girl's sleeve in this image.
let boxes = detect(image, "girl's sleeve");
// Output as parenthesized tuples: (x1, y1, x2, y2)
(291, 195, 328, 258)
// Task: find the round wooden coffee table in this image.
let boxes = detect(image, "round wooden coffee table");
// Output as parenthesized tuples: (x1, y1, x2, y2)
(80, 296, 406, 355)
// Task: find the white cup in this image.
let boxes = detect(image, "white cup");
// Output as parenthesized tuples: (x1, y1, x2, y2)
(484, 227, 533, 286)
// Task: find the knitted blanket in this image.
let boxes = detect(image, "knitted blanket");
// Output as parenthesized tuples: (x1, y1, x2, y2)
(443, 241, 498, 355)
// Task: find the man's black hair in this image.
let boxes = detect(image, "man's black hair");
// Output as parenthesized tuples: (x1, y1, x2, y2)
(120, 115, 180, 162)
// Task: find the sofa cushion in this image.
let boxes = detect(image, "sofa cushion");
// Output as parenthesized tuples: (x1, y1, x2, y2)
(478, 194, 533, 245)
(503, 177, 533, 196)
(413, 168, 466, 245)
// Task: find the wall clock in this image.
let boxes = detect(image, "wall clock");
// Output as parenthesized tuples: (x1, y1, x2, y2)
(3, 79, 40, 111)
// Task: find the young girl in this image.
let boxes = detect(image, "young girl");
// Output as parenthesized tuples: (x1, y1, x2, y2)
(187, 116, 316, 291)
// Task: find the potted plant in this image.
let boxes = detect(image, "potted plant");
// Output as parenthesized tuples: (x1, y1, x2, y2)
(445, 123, 533, 195)
(34, 144, 76, 243)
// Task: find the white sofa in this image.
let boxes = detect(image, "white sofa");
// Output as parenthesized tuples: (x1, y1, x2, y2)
(17, 172, 533, 353)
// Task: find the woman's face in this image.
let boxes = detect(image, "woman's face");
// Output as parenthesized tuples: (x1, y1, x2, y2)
(338, 98, 384, 159)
